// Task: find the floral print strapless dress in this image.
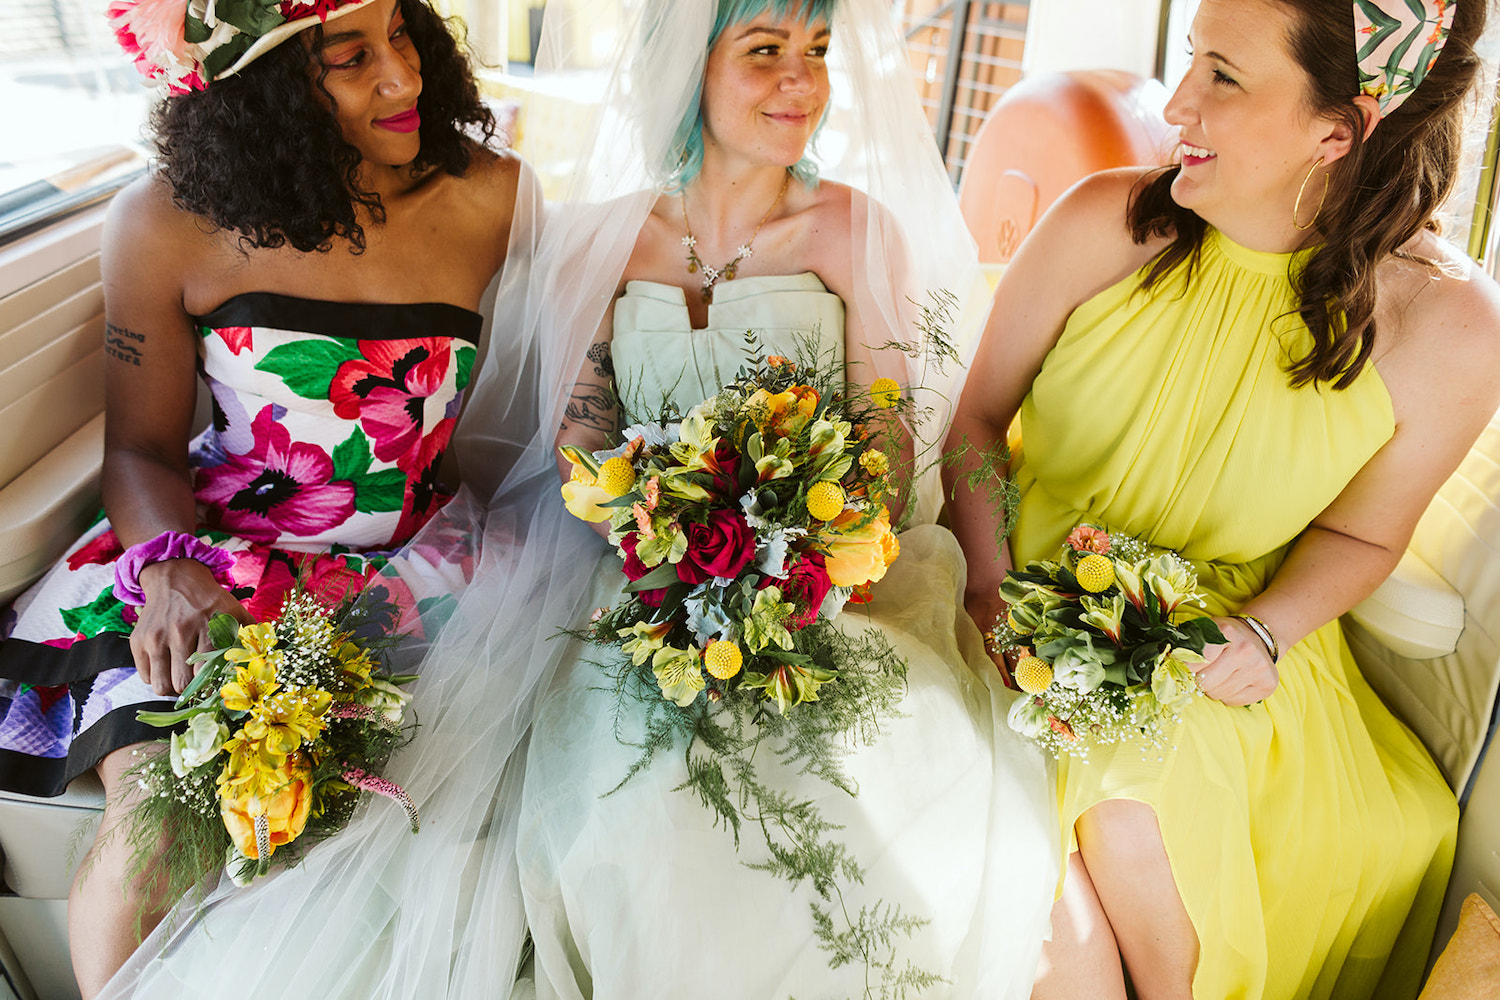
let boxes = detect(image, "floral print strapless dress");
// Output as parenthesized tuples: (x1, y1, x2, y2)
(0, 293, 479, 797)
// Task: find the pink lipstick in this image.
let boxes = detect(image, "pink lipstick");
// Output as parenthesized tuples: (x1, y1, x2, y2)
(375, 107, 421, 133)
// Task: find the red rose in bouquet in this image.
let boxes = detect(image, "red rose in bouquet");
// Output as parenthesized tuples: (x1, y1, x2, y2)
(709, 441, 741, 496)
(761, 552, 834, 629)
(677, 511, 756, 585)
(620, 533, 667, 607)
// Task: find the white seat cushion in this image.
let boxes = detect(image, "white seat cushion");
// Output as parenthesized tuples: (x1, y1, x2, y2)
(0, 772, 103, 900)
(1347, 549, 1465, 660)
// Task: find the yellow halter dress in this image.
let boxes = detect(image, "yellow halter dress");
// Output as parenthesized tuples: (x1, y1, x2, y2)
(1010, 228, 1458, 999)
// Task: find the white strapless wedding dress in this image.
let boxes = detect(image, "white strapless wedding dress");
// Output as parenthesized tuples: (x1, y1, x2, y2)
(516, 274, 1058, 1000)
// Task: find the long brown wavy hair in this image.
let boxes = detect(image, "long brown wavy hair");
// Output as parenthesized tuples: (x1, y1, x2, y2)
(1128, 0, 1490, 389)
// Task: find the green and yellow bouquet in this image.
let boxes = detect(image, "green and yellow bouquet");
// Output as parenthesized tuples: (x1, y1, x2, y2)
(993, 525, 1226, 758)
(559, 353, 904, 714)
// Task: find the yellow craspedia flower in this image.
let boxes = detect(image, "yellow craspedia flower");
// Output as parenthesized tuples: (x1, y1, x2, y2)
(704, 640, 743, 680)
(870, 377, 901, 408)
(1075, 553, 1115, 593)
(859, 448, 889, 477)
(597, 456, 637, 498)
(806, 481, 846, 522)
(1013, 655, 1053, 695)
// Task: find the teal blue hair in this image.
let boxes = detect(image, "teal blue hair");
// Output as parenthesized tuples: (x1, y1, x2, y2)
(668, 0, 840, 190)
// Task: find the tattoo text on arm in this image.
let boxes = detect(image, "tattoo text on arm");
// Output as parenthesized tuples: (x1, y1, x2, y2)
(105, 322, 146, 367)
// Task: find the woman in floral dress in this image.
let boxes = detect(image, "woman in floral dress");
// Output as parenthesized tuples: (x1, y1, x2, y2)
(0, 0, 525, 994)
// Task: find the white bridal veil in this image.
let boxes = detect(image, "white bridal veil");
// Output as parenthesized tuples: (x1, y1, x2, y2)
(101, 0, 1002, 996)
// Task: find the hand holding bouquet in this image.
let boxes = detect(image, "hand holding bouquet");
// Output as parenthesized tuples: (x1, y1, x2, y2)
(993, 525, 1225, 758)
(125, 590, 419, 894)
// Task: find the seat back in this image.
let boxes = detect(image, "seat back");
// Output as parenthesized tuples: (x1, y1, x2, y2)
(1347, 414, 1500, 799)
(0, 207, 109, 605)
(1341, 413, 1500, 955)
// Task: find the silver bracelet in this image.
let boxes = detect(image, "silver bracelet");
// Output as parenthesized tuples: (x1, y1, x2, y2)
(1233, 613, 1279, 663)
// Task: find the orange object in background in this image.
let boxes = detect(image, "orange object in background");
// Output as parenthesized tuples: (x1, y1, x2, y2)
(958, 69, 1175, 265)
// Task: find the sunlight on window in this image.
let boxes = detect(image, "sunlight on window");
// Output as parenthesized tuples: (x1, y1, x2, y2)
(0, 2, 151, 236)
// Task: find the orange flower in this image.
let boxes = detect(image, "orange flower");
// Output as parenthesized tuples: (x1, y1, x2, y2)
(744, 385, 819, 438)
(220, 767, 313, 860)
(821, 506, 899, 587)
(1047, 716, 1078, 741)
(1065, 525, 1111, 554)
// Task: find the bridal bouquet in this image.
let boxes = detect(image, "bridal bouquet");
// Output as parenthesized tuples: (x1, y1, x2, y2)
(125, 590, 419, 895)
(992, 525, 1225, 758)
(560, 343, 946, 992)
(559, 352, 902, 713)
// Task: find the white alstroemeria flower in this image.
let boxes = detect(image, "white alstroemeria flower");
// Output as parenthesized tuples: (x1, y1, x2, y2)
(1008, 695, 1051, 738)
(169, 713, 229, 777)
(356, 677, 412, 725)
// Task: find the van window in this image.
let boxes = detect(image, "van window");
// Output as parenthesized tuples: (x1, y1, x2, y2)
(0, 1, 151, 244)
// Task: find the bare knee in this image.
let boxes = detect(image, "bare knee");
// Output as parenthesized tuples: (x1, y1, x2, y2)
(1034, 852, 1126, 1000)
(1077, 800, 1197, 1000)
(76, 744, 177, 906)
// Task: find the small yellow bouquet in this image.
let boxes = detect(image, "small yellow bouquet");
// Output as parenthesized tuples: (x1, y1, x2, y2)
(126, 591, 418, 893)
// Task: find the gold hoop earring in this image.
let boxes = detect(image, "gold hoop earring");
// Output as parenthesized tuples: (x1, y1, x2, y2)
(1293, 157, 1328, 231)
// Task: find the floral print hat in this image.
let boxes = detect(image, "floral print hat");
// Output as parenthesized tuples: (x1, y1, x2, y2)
(108, 0, 378, 95)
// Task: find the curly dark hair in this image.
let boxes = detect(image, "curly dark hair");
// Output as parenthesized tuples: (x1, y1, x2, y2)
(149, 0, 498, 253)
(1128, 0, 1489, 389)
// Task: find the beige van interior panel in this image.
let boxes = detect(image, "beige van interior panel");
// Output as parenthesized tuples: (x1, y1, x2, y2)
(0, 244, 105, 497)
(1346, 549, 1465, 660)
(0, 215, 108, 603)
(0, 414, 103, 604)
(0, 299, 104, 425)
(0, 254, 99, 341)
(1435, 723, 1500, 963)
(1350, 417, 1500, 796)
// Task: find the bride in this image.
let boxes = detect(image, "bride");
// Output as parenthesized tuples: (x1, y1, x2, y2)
(516, 0, 1057, 996)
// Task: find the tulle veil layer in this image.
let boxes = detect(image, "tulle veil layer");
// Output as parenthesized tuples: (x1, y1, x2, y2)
(100, 1, 1005, 996)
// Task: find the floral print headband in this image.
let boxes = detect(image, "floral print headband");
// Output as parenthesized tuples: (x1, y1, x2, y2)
(1354, 0, 1457, 116)
(108, 0, 377, 95)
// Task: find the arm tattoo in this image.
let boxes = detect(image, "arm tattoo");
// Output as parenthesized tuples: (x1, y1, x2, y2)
(105, 322, 146, 367)
(563, 382, 618, 434)
(587, 341, 615, 379)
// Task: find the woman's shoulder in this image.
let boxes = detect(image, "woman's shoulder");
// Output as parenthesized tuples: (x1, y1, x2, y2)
(1373, 230, 1500, 419)
(103, 172, 216, 265)
(1036, 167, 1163, 265)
(1380, 231, 1500, 353)
(997, 167, 1163, 315)
(423, 144, 523, 214)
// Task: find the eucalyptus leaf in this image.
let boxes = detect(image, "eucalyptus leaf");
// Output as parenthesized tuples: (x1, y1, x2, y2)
(207, 612, 242, 650)
(623, 563, 681, 592)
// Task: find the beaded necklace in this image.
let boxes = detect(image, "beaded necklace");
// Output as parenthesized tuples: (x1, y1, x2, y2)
(680, 171, 791, 303)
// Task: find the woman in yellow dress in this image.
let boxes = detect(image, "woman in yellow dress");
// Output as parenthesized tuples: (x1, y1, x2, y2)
(945, 0, 1497, 997)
